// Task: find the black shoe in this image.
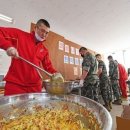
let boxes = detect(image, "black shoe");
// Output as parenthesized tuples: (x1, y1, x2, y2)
(112, 99, 122, 105)
(103, 104, 111, 112)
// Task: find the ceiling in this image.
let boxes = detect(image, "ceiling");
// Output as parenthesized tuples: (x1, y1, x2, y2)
(0, 0, 130, 53)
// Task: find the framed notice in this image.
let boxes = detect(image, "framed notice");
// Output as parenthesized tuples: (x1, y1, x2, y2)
(75, 58, 79, 65)
(64, 55, 69, 63)
(73, 67, 78, 75)
(69, 57, 74, 64)
(58, 41, 64, 50)
(80, 67, 82, 75)
(65, 44, 69, 53)
(71, 47, 75, 54)
(80, 58, 83, 66)
(76, 48, 79, 55)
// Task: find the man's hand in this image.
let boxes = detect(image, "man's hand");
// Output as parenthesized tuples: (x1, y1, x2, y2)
(52, 73, 64, 82)
(6, 47, 19, 58)
(53, 72, 62, 77)
(79, 79, 84, 87)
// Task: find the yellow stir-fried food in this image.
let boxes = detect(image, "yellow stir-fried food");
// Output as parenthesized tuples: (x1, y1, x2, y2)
(1, 108, 87, 130)
(48, 86, 65, 94)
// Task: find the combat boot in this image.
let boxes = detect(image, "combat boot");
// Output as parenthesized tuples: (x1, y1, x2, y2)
(104, 104, 111, 112)
(121, 97, 128, 101)
(112, 99, 122, 105)
(109, 101, 112, 109)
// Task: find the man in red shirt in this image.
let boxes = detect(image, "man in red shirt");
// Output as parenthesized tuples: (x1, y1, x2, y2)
(0, 19, 62, 96)
(115, 61, 128, 99)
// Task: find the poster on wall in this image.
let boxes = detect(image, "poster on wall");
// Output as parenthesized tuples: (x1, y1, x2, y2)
(73, 67, 78, 75)
(75, 58, 79, 65)
(69, 57, 74, 64)
(71, 47, 75, 54)
(76, 48, 79, 55)
(80, 67, 82, 75)
(80, 58, 83, 66)
(64, 55, 69, 63)
(65, 44, 69, 53)
(58, 41, 64, 50)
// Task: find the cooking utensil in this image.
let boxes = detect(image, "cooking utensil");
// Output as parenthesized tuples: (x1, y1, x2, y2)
(19, 56, 66, 94)
(18, 56, 64, 83)
(43, 80, 74, 94)
(18, 56, 53, 77)
(0, 93, 112, 130)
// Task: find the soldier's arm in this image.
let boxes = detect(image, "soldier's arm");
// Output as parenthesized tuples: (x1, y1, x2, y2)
(80, 56, 90, 80)
(98, 68, 102, 76)
(109, 62, 114, 77)
(80, 69, 88, 80)
(97, 61, 103, 76)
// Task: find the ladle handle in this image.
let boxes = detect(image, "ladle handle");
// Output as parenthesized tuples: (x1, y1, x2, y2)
(18, 56, 53, 77)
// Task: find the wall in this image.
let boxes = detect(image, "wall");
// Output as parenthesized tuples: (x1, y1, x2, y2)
(0, 49, 11, 75)
(31, 23, 97, 80)
(104, 48, 130, 73)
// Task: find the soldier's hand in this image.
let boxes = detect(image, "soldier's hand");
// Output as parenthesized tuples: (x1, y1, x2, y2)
(6, 47, 19, 58)
(79, 79, 84, 87)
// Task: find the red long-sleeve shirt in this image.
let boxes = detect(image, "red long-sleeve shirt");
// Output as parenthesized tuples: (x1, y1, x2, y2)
(0, 27, 56, 86)
(118, 63, 128, 80)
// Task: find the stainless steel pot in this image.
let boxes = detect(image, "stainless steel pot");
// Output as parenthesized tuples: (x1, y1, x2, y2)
(0, 93, 112, 130)
(43, 80, 74, 94)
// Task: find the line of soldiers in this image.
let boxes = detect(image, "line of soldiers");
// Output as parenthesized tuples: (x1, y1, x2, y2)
(79, 47, 122, 112)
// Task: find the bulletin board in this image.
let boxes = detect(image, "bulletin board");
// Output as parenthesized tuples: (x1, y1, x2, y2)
(30, 23, 97, 81)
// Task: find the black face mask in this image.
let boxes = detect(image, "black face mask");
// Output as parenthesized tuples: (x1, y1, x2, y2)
(81, 54, 84, 58)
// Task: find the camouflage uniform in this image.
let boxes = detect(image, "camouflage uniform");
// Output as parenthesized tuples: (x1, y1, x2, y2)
(98, 60, 112, 105)
(81, 52, 99, 102)
(109, 60, 121, 100)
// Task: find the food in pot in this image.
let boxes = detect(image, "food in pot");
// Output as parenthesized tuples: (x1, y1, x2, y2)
(43, 80, 72, 95)
(51, 73, 64, 84)
(1, 109, 86, 130)
(0, 103, 102, 130)
(48, 85, 64, 94)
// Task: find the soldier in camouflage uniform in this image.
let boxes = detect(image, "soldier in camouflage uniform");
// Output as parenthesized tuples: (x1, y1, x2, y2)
(96, 54, 112, 111)
(79, 47, 99, 102)
(108, 55, 122, 105)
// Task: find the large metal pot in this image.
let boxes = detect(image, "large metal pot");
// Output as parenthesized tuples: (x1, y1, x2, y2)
(0, 93, 112, 130)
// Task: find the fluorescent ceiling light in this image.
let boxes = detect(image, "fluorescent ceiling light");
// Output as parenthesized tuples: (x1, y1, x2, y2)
(0, 13, 14, 23)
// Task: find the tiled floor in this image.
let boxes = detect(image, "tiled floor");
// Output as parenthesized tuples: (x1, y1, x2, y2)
(110, 104, 123, 130)
(109, 98, 130, 130)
